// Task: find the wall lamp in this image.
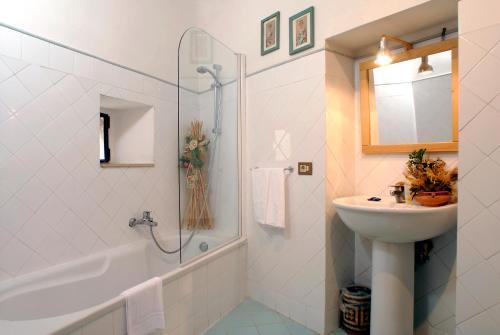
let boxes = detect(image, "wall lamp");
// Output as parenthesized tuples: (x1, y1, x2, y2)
(375, 34, 413, 66)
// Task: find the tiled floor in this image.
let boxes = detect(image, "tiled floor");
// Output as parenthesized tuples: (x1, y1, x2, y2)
(205, 299, 347, 335)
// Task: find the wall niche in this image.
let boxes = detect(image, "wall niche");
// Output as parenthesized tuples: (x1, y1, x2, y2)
(99, 95, 154, 168)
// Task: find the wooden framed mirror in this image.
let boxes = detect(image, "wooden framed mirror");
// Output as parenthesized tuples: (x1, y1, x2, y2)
(360, 38, 458, 154)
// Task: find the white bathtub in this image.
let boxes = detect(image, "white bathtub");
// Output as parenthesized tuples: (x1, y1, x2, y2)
(0, 235, 245, 335)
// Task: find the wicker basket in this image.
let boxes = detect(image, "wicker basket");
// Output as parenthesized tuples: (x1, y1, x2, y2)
(339, 286, 371, 334)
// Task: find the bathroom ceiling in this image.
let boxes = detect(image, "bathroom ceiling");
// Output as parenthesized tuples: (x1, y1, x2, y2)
(326, 0, 458, 58)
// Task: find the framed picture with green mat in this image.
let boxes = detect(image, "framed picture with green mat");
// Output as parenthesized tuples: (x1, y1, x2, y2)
(261, 11, 280, 55)
(289, 6, 314, 55)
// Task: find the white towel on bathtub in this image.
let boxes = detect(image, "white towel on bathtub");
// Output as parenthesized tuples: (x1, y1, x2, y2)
(121, 277, 165, 335)
(251, 168, 286, 228)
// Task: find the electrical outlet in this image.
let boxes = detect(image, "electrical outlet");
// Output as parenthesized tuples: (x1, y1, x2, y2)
(298, 162, 313, 175)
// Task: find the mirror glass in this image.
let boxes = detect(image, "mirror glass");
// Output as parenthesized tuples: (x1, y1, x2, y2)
(369, 50, 452, 145)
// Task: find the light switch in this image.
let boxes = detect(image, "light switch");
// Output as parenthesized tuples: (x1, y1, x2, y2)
(298, 162, 313, 175)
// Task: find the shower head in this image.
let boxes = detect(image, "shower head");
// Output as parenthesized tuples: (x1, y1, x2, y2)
(196, 65, 222, 86)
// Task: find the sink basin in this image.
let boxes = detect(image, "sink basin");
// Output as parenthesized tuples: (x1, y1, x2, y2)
(332, 196, 457, 243)
(332, 195, 457, 335)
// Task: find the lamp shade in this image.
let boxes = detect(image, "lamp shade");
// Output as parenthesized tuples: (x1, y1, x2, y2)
(375, 37, 392, 65)
(418, 56, 434, 74)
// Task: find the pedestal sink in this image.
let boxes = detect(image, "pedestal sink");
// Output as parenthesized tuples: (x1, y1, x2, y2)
(332, 196, 457, 335)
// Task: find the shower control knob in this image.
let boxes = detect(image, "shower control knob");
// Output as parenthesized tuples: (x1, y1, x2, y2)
(142, 211, 152, 220)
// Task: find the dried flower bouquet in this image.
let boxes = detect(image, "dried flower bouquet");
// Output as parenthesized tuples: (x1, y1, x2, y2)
(404, 148, 458, 204)
(180, 120, 213, 230)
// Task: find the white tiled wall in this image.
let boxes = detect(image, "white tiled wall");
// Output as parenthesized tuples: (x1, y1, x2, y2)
(351, 59, 458, 334)
(329, 44, 454, 334)
(352, 149, 457, 334)
(325, 51, 356, 333)
(456, 1, 500, 334)
(245, 51, 355, 334)
(0, 26, 181, 281)
(245, 47, 457, 334)
(246, 51, 328, 334)
(60, 242, 247, 335)
(322, 48, 458, 334)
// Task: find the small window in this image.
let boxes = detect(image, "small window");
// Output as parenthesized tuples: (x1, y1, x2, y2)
(99, 113, 110, 163)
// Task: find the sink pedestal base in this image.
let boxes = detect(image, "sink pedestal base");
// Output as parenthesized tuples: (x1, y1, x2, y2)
(370, 241, 414, 335)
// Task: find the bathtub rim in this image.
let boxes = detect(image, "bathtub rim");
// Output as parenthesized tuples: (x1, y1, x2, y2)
(50, 236, 247, 335)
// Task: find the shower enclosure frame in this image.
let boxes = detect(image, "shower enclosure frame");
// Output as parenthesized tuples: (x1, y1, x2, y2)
(237, 54, 247, 240)
(177, 28, 246, 266)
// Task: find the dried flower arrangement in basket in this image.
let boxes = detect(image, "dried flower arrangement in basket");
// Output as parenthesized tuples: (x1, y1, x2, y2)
(180, 120, 214, 230)
(404, 149, 458, 207)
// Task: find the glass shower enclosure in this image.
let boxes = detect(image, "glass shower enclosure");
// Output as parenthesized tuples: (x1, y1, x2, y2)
(177, 28, 244, 263)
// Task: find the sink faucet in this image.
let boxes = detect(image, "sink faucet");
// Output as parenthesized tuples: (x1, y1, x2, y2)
(129, 211, 158, 228)
(389, 184, 405, 203)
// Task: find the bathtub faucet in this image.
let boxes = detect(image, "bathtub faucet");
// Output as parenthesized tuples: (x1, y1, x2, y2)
(129, 211, 158, 228)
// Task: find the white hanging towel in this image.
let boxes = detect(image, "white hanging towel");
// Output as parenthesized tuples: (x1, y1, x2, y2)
(251, 168, 286, 228)
(121, 277, 165, 335)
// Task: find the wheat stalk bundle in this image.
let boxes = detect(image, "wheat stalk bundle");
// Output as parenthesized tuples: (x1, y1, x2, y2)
(181, 120, 214, 230)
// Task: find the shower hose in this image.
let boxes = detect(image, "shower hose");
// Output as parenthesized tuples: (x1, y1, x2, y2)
(150, 226, 196, 254)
